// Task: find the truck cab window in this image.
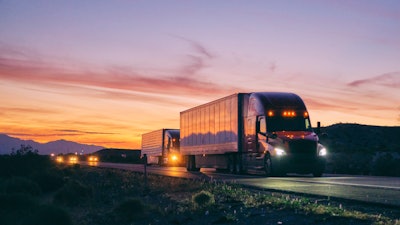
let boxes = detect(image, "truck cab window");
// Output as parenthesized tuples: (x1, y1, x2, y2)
(172, 138, 180, 148)
(305, 118, 311, 130)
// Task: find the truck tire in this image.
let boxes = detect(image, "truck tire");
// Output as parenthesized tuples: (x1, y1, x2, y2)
(264, 154, 273, 177)
(313, 170, 323, 177)
(313, 172, 322, 177)
(228, 154, 238, 174)
(186, 155, 199, 172)
(158, 156, 163, 166)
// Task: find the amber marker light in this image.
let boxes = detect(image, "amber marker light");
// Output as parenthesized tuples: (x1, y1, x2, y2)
(282, 111, 296, 117)
(268, 110, 274, 117)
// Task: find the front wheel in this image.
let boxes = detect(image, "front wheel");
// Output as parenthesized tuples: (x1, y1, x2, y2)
(312, 159, 326, 177)
(264, 154, 273, 177)
(313, 171, 323, 177)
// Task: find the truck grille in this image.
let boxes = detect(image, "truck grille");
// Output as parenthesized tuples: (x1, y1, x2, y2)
(288, 140, 317, 155)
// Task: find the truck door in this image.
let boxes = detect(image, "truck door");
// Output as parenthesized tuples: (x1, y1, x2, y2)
(246, 117, 256, 152)
(257, 116, 267, 153)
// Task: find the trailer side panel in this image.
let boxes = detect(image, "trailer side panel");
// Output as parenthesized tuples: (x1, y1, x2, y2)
(141, 129, 164, 157)
(180, 94, 243, 155)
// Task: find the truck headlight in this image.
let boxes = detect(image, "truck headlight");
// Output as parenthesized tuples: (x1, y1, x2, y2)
(319, 147, 327, 156)
(275, 148, 286, 156)
(171, 155, 178, 161)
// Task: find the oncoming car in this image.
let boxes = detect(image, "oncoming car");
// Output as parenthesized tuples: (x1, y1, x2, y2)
(68, 155, 78, 164)
(87, 155, 99, 162)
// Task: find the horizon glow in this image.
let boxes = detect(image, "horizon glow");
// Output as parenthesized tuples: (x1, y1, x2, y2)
(1, 0, 399, 149)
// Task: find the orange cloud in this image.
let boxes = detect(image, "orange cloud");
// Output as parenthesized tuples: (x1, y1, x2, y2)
(1, 44, 399, 148)
(2, 45, 228, 148)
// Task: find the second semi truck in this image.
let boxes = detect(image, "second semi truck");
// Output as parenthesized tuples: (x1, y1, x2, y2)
(141, 129, 181, 166)
(180, 92, 327, 177)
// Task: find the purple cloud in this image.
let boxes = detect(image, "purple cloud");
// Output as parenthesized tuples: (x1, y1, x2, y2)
(0, 45, 237, 100)
(347, 72, 400, 88)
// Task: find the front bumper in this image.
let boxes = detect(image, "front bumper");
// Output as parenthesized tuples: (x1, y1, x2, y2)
(272, 154, 326, 174)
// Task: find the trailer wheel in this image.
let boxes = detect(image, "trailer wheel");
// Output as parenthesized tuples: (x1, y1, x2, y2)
(228, 154, 238, 174)
(158, 156, 163, 166)
(264, 154, 273, 177)
(186, 155, 199, 172)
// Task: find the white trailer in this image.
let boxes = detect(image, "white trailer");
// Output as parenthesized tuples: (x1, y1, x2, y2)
(180, 92, 327, 176)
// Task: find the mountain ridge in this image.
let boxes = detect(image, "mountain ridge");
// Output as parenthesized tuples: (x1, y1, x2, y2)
(1, 123, 399, 155)
(0, 134, 104, 155)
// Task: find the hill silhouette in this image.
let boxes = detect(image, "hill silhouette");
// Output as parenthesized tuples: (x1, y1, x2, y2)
(0, 134, 104, 155)
(320, 123, 400, 153)
(319, 123, 400, 176)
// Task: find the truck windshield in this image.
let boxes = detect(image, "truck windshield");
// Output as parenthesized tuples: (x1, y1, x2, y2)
(267, 117, 312, 132)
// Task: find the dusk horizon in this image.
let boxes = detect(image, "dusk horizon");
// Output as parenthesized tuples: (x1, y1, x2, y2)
(1, 117, 398, 150)
(1, 1, 399, 149)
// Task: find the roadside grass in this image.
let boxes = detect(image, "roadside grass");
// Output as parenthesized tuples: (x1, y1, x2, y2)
(207, 182, 398, 224)
(73, 166, 398, 225)
(1, 159, 399, 224)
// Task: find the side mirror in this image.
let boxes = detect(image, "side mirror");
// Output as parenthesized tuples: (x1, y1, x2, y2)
(268, 133, 278, 139)
(320, 133, 328, 139)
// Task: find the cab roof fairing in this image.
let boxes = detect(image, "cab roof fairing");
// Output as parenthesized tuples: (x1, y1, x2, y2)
(165, 129, 180, 139)
(247, 92, 308, 117)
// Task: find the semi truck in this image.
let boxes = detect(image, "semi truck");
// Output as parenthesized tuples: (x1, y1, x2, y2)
(180, 92, 327, 177)
(141, 129, 181, 166)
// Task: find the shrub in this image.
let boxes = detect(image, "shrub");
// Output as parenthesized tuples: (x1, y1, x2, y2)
(0, 193, 72, 225)
(328, 152, 372, 175)
(372, 153, 400, 176)
(192, 190, 215, 209)
(31, 170, 65, 193)
(3, 177, 41, 196)
(11, 144, 39, 156)
(53, 180, 92, 206)
(0, 193, 39, 225)
(0, 149, 52, 178)
(26, 205, 72, 225)
(113, 198, 147, 221)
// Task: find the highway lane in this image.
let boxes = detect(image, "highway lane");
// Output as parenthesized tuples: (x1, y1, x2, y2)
(238, 177, 400, 207)
(83, 162, 400, 207)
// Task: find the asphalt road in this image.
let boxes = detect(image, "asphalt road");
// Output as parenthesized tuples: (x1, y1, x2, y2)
(83, 162, 400, 207)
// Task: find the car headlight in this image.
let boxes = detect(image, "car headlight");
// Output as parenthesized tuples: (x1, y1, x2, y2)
(275, 148, 286, 156)
(319, 147, 327, 156)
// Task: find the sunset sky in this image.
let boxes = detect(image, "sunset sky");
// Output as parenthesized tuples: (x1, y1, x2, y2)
(1, 0, 399, 149)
